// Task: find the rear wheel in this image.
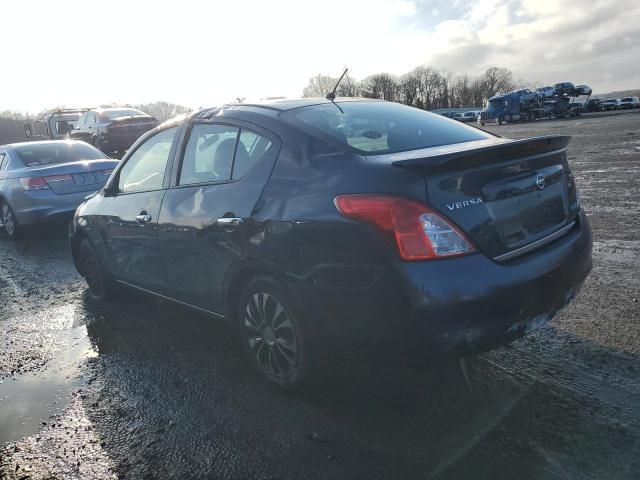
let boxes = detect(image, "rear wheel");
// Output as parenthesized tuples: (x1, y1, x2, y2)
(1, 201, 21, 239)
(79, 238, 110, 300)
(237, 276, 315, 391)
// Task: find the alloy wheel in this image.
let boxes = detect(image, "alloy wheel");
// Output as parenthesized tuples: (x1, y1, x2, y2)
(2, 203, 16, 236)
(243, 292, 298, 378)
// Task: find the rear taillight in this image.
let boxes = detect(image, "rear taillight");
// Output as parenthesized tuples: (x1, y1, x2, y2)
(334, 195, 475, 261)
(19, 176, 49, 190)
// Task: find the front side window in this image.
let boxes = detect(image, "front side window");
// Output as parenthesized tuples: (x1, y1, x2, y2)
(180, 124, 239, 185)
(282, 101, 492, 155)
(118, 127, 176, 193)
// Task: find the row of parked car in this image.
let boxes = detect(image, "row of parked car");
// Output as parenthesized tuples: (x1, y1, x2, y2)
(595, 96, 640, 111)
(25, 107, 158, 156)
(1, 97, 592, 391)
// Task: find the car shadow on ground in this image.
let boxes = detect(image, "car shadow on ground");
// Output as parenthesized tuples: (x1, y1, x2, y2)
(76, 287, 640, 480)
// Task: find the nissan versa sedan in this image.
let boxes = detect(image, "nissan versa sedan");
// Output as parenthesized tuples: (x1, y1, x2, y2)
(0, 141, 118, 238)
(69, 98, 592, 390)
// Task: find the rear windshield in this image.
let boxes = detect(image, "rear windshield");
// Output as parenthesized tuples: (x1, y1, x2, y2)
(14, 142, 106, 167)
(282, 101, 491, 155)
(102, 109, 147, 120)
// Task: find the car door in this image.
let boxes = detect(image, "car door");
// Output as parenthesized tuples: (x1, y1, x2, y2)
(97, 126, 179, 291)
(157, 120, 280, 314)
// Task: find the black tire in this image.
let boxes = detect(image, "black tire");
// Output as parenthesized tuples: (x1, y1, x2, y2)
(78, 238, 111, 301)
(236, 276, 316, 392)
(498, 116, 504, 125)
(1, 200, 21, 239)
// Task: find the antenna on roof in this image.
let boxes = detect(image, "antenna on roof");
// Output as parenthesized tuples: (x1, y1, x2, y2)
(326, 68, 349, 100)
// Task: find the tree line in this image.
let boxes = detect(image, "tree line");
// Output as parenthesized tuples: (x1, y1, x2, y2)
(302, 66, 524, 110)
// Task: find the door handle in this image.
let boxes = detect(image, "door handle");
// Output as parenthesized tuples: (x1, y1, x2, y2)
(136, 213, 152, 223)
(215, 217, 243, 228)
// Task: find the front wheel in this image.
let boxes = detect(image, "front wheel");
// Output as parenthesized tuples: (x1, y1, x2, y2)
(79, 238, 111, 300)
(237, 276, 315, 391)
(1, 201, 21, 239)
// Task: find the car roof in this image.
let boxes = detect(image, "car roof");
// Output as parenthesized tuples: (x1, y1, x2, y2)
(201, 97, 382, 115)
(0, 140, 89, 150)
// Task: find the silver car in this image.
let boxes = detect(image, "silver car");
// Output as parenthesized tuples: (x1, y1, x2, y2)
(0, 140, 118, 238)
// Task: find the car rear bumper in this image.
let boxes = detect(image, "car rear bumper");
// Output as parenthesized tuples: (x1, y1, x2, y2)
(294, 210, 592, 361)
(399, 212, 591, 356)
(11, 189, 100, 226)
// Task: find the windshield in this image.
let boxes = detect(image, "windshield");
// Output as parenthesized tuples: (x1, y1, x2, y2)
(102, 109, 147, 120)
(282, 101, 491, 155)
(13, 142, 106, 167)
(621, 97, 633, 102)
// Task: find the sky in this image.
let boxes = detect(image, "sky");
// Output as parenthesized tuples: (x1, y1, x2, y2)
(2, 0, 639, 113)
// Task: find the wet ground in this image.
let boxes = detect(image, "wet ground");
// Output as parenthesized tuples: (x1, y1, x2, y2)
(1, 111, 639, 479)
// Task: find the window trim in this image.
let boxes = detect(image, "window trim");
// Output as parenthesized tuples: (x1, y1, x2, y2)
(111, 126, 180, 196)
(171, 119, 278, 190)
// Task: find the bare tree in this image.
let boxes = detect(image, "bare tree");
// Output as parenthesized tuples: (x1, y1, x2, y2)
(135, 101, 191, 122)
(361, 73, 399, 101)
(302, 74, 337, 98)
(480, 67, 516, 100)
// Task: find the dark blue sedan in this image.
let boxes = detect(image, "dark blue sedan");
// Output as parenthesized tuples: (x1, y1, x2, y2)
(69, 99, 592, 390)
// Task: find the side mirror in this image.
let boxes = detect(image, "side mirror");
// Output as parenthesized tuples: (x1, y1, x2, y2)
(103, 180, 118, 197)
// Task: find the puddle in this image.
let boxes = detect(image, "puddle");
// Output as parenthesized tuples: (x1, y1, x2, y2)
(0, 324, 96, 444)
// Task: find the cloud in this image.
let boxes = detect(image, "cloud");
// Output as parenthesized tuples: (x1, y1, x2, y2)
(404, 0, 640, 92)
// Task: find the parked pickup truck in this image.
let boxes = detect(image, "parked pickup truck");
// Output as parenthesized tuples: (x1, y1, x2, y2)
(24, 108, 90, 140)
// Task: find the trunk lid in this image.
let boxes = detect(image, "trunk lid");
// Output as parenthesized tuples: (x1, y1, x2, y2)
(108, 116, 156, 132)
(371, 136, 580, 260)
(11, 159, 119, 195)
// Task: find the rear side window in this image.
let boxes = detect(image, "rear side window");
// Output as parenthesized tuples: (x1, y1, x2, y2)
(118, 127, 177, 193)
(234, 130, 273, 179)
(180, 124, 239, 185)
(179, 124, 273, 185)
(282, 101, 492, 155)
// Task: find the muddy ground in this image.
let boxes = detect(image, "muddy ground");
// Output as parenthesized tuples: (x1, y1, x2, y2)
(0, 111, 639, 479)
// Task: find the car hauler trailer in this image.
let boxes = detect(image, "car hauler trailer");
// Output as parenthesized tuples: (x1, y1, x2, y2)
(479, 84, 592, 125)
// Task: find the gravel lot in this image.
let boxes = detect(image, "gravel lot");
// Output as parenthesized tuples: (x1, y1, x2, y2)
(1, 111, 639, 479)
